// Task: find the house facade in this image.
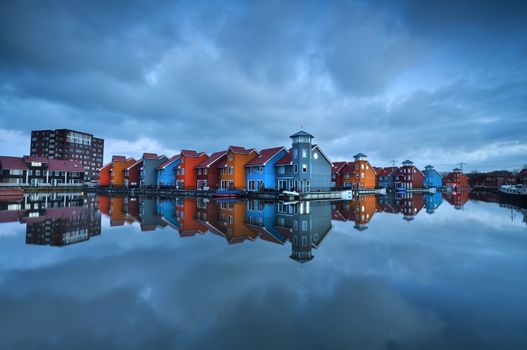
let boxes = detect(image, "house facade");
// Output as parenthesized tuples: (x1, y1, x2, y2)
(442, 168, 469, 191)
(377, 167, 398, 189)
(124, 159, 143, 188)
(423, 165, 442, 189)
(219, 146, 258, 190)
(98, 162, 112, 186)
(175, 150, 208, 189)
(275, 131, 332, 192)
(110, 156, 136, 186)
(395, 160, 424, 190)
(518, 168, 527, 185)
(195, 151, 226, 190)
(0, 155, 84, 186)
(141, 154, 168, 187)
(245, 146, 287, 191)
(156, 155, 180, 187)
(331, 161, 347, 188)
(342, 153, 377, 189)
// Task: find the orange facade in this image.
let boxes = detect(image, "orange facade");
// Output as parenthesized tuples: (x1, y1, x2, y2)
(342, 160, 377, 189)
(220, 147, 257, 190)
(176, 151, 208, 189)
(98, 163, 112, 186)
(111, 158, 136, 186)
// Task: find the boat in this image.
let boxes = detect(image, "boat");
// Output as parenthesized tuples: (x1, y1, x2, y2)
(213, 189, 242, 198)
(498, 184, 527, 208)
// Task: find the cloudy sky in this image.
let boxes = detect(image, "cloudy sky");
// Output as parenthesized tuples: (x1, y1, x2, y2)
(1, 0, 526, 171)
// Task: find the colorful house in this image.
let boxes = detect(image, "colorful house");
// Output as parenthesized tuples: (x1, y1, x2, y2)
(442, 168, 469, 191)
(98, 162, 113, 186)
(342, 153, 377, 189)
(175, 150, 208, 189)
(195, 151, 226, 190)
(245, 146, 287, 191)
(219, 146, 258, 190)
(377, 167, 398, 189)
(110, 156, 136, 187)
(124, 159, 143, 188)
(274, 131, 332, 192)
(395, 160, 424, 190)
(331, 161, 347, 188)
(140, 153, 168, 188)
(156, 155, 180, 187)
(422, 165, 442, 189)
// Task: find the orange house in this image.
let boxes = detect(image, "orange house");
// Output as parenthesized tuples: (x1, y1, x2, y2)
(219, 146, 258, 190)
(342, 153, 377, 189)
(98, 163, 113, 186)
(175, 150, 208, 189)
(110, 156, 136, 186)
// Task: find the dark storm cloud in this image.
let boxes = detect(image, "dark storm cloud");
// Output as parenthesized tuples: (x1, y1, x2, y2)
(0, 0, 526, 170)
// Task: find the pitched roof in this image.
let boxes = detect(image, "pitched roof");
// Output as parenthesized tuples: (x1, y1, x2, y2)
(196, 151, 225, 168)
(180, 150, 205, 158)
(312, 144, 332, 164)
(518, 169, 527, 177)
(99, 162, 113, 171)
(354, 153, 367, 158)
(48, 159, 84, 172)
(229, 146, 256, 154)
(216, 158, 227, 168)
(290, 130, 314, 138)
(125, 159, 143, 171)
(245, 147, 285, 167)
(156, 155, 180, 170)
(23, 155, 49, 163)
(342, 162, 355, 173)
(112, 155, 127, 162)
(0, 156, 27, 170)
(275, 149, 292, 166)
(142, 153, 158, 159)
(380, 167, 398, 176)
(373, 167, 383, 174)
(332, 161, 347, 174)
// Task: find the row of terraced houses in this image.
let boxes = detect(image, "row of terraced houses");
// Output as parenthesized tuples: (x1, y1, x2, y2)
(98, 131, 470, 192)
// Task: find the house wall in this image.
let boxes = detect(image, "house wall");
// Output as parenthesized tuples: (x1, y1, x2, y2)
(246, 149, 287, 190)
(310, 149, 332, 191)
(142, 157, 167, 187)
(157, 158, 180, 187)
(112, 159, 135, 186)
(178, 154, 208, 189)
(423, 169, 442, 189)
(221, 150, 257, 190)
(343, 161, 376, 189)
(99, 165, 112, 186)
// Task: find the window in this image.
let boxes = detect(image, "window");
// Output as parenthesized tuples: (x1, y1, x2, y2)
(361, 163, 364, 169)
(302, 149, 307, 158)
(229, 166, 234, 174)
(181, 168, 185, 175)
(198, 169, 202, 175)
(294, 164, 298, 173)
(181, 157, 184, 164)
(293, 149, 298, 159)
(258, 166, 263, 174)
(228, 153, 233, 161)
(302, 164, 307, 173)
(204, 168, 208, 175)
(355, 163, 359, 170)
(278, 166, 285, 174)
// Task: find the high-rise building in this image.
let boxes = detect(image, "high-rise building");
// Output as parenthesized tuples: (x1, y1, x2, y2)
(30, 129, 104, 182)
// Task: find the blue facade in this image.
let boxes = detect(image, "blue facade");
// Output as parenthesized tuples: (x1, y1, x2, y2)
(246, 148, 287, 191)
(156, 157, 180, 187)
(423, 165, 442, 189)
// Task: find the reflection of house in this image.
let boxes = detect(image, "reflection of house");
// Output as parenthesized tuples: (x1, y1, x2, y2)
(245, 200, 287, 245)
(424, 192, 443, 214)
(423, 165, 442, 189)
(395, 192, 424, 220)
(443, 191, 469, 209)
(109, 197, 126, 226)
(350, 195, 377, 230)
(376, 193, 399, 214)
(395, 160, 424, 190)
(140, 198, 167, 231)
(245, 147, 287, 191)
(443, 168, 469, 191)
(176, 198, 208, 236)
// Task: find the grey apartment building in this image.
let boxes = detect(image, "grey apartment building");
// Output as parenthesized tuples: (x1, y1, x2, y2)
(30, 129, 104, 182)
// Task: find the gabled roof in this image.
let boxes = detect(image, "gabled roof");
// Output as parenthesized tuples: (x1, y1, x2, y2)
(180, 150, 205, 158)
(99, 162, 113, 171)
(228, 146, 256, 154)
(380, 167, 398, 176)
(275, 149, 292, 166)
(373, 167, 383, 175)
(0, 156, 27, 170)
(290, 130, 314, 138)
(48, 159, 84, 172)
(142, 153, 158, 160)
(332, 161, 347, 174)
(354, 153, 367, 158)
(311, 144, 332, 164)
(518, 169, 527, 177)
(23, 156, 49, 163)
(196, 151, 225, 168)
(216, 158, 227, 168)
(156, 155, 180, 170)
(341, 161, 355, 174)
(245, 146, 285, 167)
(125, 159, 143, 171)
(112, 155, 127, 162)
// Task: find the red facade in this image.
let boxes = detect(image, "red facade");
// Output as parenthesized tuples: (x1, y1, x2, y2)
(443, 169, 469, 190)
(98, 163, 112, 186)
(395, 161, 424, 189)
(195, 151, 226, 190)
(124, 160, 143, 188)
(331, 161, 347, 188)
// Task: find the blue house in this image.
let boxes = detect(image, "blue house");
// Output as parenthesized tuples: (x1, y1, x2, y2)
(245, 146, 287, 191)
(140, 153, 168, 188)
(377, 167, 399, 189)
(423, 165, 442, 189)
(156, 155, 180, 187)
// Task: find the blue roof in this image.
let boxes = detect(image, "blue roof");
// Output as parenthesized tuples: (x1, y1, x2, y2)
(290, 130, 314, 138)
(354, 153, 367, 158)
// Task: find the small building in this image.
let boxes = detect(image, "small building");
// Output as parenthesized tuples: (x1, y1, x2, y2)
(274, 131, 332, 192)
(110, 156, 136, 187)
(98, 162, 113, 186)
(331, 161, 347, 188)
(342, 153, 377, 189)
(395, 160, 424, 190)
(0, 155, 84, 186)
(175, 150, 208, 189)
(124, 159, 143, 188)
(245, 146, 287, 191)
(156, 155, 180, 187)
(377, 167, 398, 189)
(219, 146, 258, 190)
(518, 168, 527, 185)
(195, 151, 226, 190)
(443, 168, 469, 191)
(423, 165, 442, 189)
(141, 153, 168, 188)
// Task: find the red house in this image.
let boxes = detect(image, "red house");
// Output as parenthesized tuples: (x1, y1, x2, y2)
(443, 168, 469, 191)
(124, 159, 143, 188)
(175, 150, 208, 189)
(98, 163, 113, 186)
(195, 151, 227, 190)
(331, 161, 347, 188)
(518, 168, 527, 185)
(395, 160, 424, 190)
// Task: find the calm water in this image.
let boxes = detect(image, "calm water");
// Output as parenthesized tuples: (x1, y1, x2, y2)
(0, 192, 526, 350)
